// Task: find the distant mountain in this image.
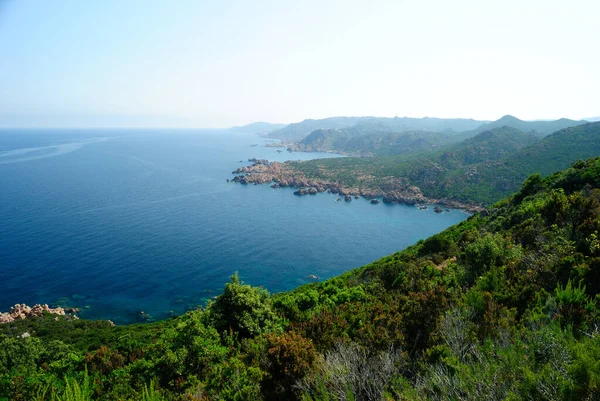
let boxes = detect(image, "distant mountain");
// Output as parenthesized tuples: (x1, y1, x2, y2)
(266, 117, 372, 142)
(504, 121, 600, 176)
(356, 116, 487, 134)
(291, 122, 600, 206)
(436, 126, 540, 166)
(472, 115, 586, 137)
(229, 122, 287, 134)
(408, 121, 600, 204)
(268, 116, 488, 142)
(292, 128, 476, 156)
(584, 116, 600, 122)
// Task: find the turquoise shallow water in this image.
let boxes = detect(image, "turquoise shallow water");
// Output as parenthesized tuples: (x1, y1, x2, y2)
(0, 129, 468, 324)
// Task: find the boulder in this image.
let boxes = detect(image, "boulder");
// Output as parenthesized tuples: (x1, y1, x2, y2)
(370, 199, 380, 204)
(344, 195, 352, 202)
(0, 303, 66, 324)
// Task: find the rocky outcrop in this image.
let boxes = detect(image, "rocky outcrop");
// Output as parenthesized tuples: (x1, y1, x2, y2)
(0, 303, 67, 324)
(229, 159, 485, 213)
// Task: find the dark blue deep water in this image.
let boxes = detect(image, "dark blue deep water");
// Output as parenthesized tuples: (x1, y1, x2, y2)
(0, 129, 468, 324)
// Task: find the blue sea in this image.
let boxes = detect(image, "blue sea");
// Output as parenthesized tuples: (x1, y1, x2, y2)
(0, 129, 468, 324)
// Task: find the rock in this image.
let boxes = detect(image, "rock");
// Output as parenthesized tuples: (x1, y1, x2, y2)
(0, 303, 66, 324)
(271, 184, 281, 189)
(344, 195, 352, 202)
(418, 205, 428, 210)
(20, 332, 30, 339)
(308, 187, 318, 195)
(370, 199, 380, 204)
(433, 206, 443, 213)
(336, 198, 342, 202)
(248, 158, 269, 165)
(354, 196, 360, 199)
(107, 320, 115, 327)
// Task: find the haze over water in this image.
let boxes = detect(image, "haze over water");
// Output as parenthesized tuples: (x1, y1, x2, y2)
(0, 129, 467, 324)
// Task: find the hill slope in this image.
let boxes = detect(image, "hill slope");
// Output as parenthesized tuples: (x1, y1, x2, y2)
(283, 115, 584, 156)
(472, 114, 586, 137)
(3, 157, 600, 399)
(292, 122, 600, 205)
(291, 128, 475, 156)
(268, 116, 487, 142)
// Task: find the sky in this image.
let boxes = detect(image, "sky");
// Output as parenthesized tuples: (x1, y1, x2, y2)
(0, 0, 599, 128)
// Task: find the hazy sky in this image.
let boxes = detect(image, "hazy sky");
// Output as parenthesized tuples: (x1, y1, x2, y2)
(1, 0, 598, 128)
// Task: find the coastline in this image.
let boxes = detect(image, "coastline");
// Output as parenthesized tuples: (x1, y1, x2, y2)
(229, 158, 485, 214)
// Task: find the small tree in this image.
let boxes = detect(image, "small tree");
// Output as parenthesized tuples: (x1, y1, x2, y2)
(208, 273, 281, 338)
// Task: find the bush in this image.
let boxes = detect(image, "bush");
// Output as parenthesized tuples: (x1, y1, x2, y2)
(208, 273, 282, 338)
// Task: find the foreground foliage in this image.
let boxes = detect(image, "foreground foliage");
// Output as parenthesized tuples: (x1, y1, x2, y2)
(2, 157, 600, 400)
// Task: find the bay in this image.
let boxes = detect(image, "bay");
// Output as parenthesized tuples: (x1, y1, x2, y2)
(0, 129, 467, 324)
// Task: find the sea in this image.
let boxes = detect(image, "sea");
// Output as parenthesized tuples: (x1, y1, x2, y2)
(0, 129, 468, 324)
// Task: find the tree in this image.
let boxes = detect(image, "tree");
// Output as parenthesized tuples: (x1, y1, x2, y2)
(208, 273, 281, 338)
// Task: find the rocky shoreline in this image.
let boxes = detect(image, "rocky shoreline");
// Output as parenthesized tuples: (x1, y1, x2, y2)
(0, 303, 82, 324)
(229, 159, 485, 213)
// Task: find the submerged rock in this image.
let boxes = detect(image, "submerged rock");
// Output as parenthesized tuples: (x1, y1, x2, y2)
(434, 206, 444, 213)
(370, 199, 380, 204)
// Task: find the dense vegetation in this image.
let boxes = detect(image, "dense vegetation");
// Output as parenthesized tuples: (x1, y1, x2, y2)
(2, 156, 600, 399)
(291, 122, 600, 206)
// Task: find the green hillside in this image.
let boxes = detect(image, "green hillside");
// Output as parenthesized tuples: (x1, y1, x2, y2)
(472, 115, 586, 137)
(285, 115, 586, 157)
(292, 128, 475, 156)
(268, 116, 487, 142)
(2, 157, 600, 400)
(292, 122, 600, 206)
